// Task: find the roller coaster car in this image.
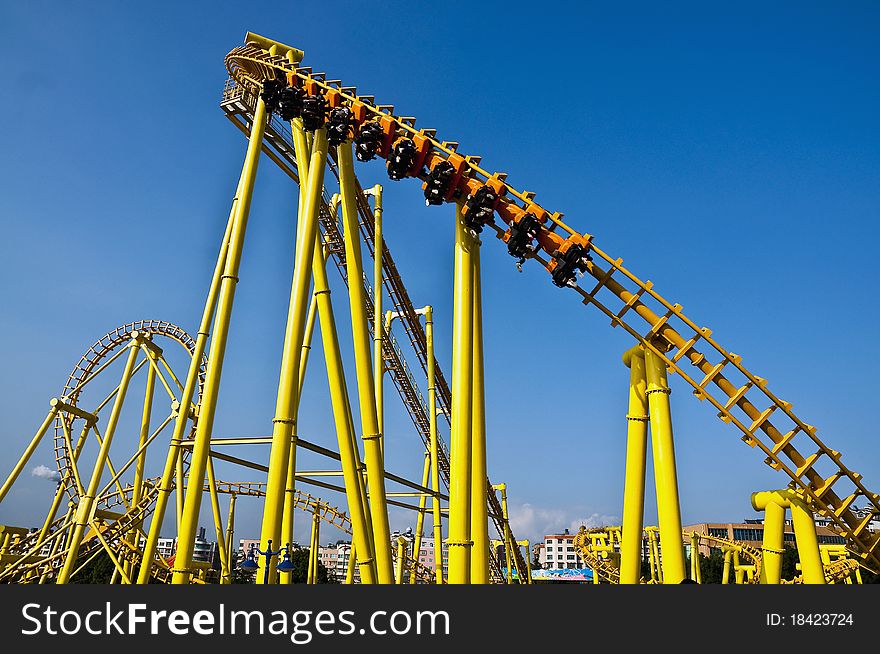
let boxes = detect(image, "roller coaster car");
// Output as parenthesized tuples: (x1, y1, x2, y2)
(502, 208, 544, 265)
(260, 76, 286, 114)
(299, 79, 328, 131)
(277, 86, 305, 121)
(547, 235, 592, 288)
(387, 138, 417, 180)
(461, 178, 506, 233)
(355, 120, 384, 161)
(300, 93, 328, 132)
(327, 107, 355, 147)
(424, 161, 455, 205)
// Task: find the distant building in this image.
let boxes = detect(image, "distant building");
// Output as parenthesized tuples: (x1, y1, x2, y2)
(315, 541, 352, 581)
(538, 529, 581, 569)
(414, 536, 448, 576)
(137, 528, 216, 563)
(684, 521, 847, 557)
(156, 537, 175, 559)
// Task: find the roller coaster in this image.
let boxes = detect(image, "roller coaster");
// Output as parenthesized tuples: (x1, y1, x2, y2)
(0, 33, 877, 585)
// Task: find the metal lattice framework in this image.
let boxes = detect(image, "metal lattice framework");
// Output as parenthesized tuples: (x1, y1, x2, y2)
(220, 35, 879, 572)
(1, 32, 875, 587)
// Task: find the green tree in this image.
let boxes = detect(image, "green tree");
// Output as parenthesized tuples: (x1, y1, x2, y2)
(69, 550, 115, 584)
(781, 544, 799, 580)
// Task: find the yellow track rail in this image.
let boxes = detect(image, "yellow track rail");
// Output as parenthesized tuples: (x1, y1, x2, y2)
(571, 528, 620, 584)
(222, 39, 880, 570)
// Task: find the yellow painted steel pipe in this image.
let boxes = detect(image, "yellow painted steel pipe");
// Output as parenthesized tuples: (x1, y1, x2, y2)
(292, 121, 378, 584)
(754, 494, 786, 584)
(690, 532, 702, 583)
(646, 527, 661, 583)
(424, 305, 444, 584)
(206, 457, 229, 584)
(448, 202, 475, 584)
(519, 540, 533, 584)
(345, 544, 357, 584)
(35, 421, 91, 553)
(307, 510, 321, 584)
(0, 402, 60, 504)
(172, 97, 268, 585)
(244, 32, 304, 63)
(722, 549, 732, 584)
(280, 118, 318, 584)
(620, 346, 649, 584)
(470, 242, 489, 584)
(410, 452, 431, 584)
(123, 347, 157, 581)
(494, 484, 513, 584)
(258, 125, 330, 585)
(644, 347, 687, 584)
(753, 489, 826, 584)
(224, 493, 237, 584)
(394, 536, 408, 584)
(57, 338, 141, 584)
(137, 201, 233, 583)
(367, 184, 385, 457)
(280, 289, 318, 585)
(789, 495, 825, 584)
(337, 141, 394, 583)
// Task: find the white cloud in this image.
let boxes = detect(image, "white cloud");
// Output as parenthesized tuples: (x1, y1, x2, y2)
(31, 465, 61, 483)
(507, 504, 620, 543)
(568, 514, 619, 533)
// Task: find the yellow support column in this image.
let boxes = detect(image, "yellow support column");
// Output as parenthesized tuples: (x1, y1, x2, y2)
(470, 242, 489, 584)
(307, 510, 321, 584)
(395, 536, 408, 584)
(495, 484, 513, 583)
(722, 549, 732, 584)
(206, 458, 229, 584)
(0, 402, 60, 503)
(337, 142, 394, 583)
(224, 493, 237, 583)
(57, 337, 141, 584)
(620, 346, 649, 584)
(172, 96, 268, 585)
(753, 490, 825, 585)
(789, 494, 825, 585)
(753, 492, 786, 584)
(292, 121, 378, 584)
(137, 203, 235, 583)
(258, 124, 330, 585)
(38, 421, 91, 548)
(448, 202, 475, 584)
(521, 540, 533, 584)
(124, 347, 157, 581)
(424, 306, 444, 585)
(280, 291, 318, 585)
(410, 453, 431, 584)
(345, 544, 357, 584)
(368, 185, 385, 457)
(690, 532, 702, 583)
(644, 348, 687, 584)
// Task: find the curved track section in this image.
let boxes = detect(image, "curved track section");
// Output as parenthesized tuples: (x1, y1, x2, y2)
(53, 320, 206, 499)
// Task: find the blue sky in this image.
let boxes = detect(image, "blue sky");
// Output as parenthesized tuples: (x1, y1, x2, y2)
(0, 1, 878, 547)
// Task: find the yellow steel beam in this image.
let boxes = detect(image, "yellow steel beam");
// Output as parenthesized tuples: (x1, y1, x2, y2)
(644, 347, 687, 583)
(172, 95, 268, 585)
(337, 141, 393, 583)
(57, 338, 141, 584)
(620, 346, 649, 584)
(470, 241, 488, 584)
(448, 203, 475, 584)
